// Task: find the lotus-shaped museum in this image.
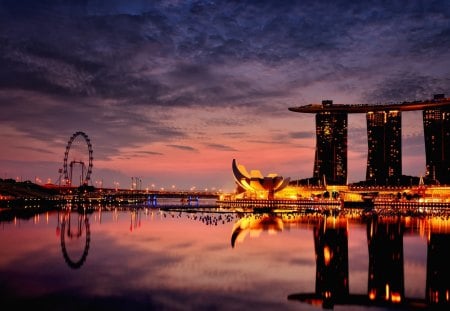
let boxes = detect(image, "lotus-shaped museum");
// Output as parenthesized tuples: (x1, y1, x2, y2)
(232, 159, 290, 199)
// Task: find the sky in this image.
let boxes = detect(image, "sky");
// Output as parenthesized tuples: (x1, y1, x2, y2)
(0, 0, 449, 192)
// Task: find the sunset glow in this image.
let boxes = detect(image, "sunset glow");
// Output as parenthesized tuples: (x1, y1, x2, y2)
(0, 1, 449, 191)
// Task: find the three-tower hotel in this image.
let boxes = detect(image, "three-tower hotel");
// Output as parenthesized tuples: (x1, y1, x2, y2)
(289, 94, 450, 186)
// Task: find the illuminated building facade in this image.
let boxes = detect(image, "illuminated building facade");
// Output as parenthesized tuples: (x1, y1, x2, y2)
(366, 110, 402, 185)
(314, 100, 348, 185)
(289, 95, 450, 186)
(423, 94, 450, 184)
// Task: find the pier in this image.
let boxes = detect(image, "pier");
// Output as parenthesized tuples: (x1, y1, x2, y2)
(217, 198, 342, 212)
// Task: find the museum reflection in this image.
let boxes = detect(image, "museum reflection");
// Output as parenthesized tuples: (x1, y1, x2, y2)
(286, 213, 450, 309)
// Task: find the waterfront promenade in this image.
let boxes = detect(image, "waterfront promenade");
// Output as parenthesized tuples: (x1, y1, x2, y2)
(2, 178, 450, 216)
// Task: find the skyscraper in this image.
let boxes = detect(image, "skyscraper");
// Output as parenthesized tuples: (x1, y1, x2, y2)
(289, 95, 450, 186)
(366, 110, 402, 185)
(314, 100, 347, 185)
(423, 94, 450, 184)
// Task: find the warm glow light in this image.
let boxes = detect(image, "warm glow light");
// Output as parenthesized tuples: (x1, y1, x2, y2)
(385, 284, 390, 301)
(391, 292, 401, 303)
(432, 291, 439, 303)
(369, 289, 376, 300)
(324, 246, 331, 266)
(231, 215, 283, 246)
(310, 299, 323, 307)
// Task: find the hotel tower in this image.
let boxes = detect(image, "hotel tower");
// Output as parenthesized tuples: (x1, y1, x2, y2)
(423, 94, 450, 184)
(289, 95, 450, 186)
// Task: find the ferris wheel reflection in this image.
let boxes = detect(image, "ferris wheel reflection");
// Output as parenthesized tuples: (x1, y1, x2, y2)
(57, 206, 91, 269)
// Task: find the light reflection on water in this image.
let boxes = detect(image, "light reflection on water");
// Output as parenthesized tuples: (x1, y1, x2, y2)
(0, 205, 449, 310)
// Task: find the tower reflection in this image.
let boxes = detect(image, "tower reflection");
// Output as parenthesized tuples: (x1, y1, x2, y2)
(286, 215, 351, 309)
(426, 218, 450, 307)
(279, 213, 449, 309)
(313, 216, 349, 308)
(367, 215, 404, 304)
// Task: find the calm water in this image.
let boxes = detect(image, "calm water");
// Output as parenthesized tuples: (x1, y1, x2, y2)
(0, 205, 449, 310)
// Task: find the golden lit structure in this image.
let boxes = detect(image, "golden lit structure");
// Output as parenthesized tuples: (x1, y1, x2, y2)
(232, 159, 290, 199)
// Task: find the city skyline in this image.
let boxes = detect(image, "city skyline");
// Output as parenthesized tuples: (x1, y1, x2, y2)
(1, 1, 450, 191)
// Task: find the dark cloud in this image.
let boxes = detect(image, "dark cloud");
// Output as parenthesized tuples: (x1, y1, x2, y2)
(135, 150, 164, 156)
(221, 132, 247, 139)
(167, 144, 197, 152)
(15, 145, 55, 155)
(205, 143, 237, 152)
(1, 0, 448, 110)
(363, 73, 450, 104)
(288, 256, 315, 266)
(348, 127, 368, 154)
(403, 132, 426, 156)
(289, 131, 315, 139)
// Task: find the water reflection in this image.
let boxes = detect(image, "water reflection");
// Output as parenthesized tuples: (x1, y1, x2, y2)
(227, 211, 450, 309)
(1, 206, 449, 310)
(286, 214, 450, 309)
(426, 220, 450, 307)
(231, 214, 283, 248)
(55, 207, 272, 269)
(129, 209, 142, 232)
(367, 216, 404, 304)
(58, 208, 91, 269)
(313, 216, 349, 309)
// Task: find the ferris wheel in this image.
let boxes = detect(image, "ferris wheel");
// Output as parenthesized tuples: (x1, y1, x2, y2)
(63, 131, 93, 186)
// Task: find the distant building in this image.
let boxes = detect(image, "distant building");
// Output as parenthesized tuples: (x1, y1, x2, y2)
(313, 100, 348, 185)
(423, 94, 450, 184)
(366, 110, 402, 185)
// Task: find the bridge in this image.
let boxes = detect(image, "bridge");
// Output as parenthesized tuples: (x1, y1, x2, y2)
(50, 186, 220, 207)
